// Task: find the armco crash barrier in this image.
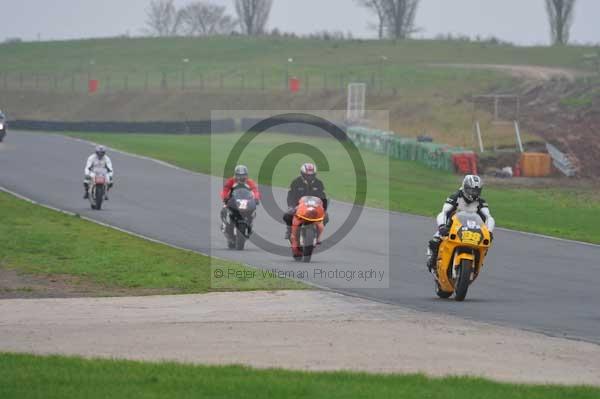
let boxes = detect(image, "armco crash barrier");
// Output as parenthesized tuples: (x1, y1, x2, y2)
(347, 126, 477, 174)
(9, 119, 236, 135)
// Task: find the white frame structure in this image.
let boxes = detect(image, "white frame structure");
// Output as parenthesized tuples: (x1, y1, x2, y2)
(347, 83, 367, 123)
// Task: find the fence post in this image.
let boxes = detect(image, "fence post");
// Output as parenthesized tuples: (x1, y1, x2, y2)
(106, 76, 111, 92)
(305, 73, 309, 92)
(161, 72, 167, 90)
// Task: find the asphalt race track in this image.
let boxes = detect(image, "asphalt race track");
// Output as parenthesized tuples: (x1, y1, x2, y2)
(1, 131, 599, 344)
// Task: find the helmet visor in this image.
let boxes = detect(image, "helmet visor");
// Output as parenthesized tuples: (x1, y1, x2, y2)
(235, 174, 248, 183)
(464, 186, 481, 199)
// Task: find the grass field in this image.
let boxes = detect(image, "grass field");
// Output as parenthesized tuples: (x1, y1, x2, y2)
(4, 36, 582, 148)
(0, 353, 598, 399)
(64, 132, 600, 244)
(1, 36, 592, 94)
(0, 190, 304, 294)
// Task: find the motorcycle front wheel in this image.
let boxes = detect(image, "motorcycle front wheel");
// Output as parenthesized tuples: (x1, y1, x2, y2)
(93, 185, 104, 210)
(301, 225, 317, 263)
(454, 259, 473, 302)
(235, 229, 246, 250)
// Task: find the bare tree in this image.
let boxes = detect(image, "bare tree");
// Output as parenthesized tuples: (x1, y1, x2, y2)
(145, 0, 182, 37)
(381, 0, 419, 40)
(180, 2, 237, 36)
(234, 0, 273, 36)
(356, 0, 419, 40)
(356, 0, 386, 39)
(545, 0, 576, 45)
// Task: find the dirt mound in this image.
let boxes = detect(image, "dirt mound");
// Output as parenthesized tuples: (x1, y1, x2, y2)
(520, 79, 600, 177)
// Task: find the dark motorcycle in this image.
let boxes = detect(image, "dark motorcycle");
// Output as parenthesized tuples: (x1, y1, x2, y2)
(222, 186, 257, 250)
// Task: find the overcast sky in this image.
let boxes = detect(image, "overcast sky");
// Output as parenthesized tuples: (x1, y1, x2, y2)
(1, 0, 598, 45)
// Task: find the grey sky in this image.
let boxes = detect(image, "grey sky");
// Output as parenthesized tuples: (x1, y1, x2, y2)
(1, 0, 598, 45)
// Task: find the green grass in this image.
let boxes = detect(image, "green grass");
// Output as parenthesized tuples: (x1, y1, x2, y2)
(1, 36, 593, 94)
(64, 132, 600, 244)
(0, 353, 598, 399)
(0, 190, 305, 293)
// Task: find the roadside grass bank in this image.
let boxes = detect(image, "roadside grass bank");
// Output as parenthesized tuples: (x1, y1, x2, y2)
(0, 353, 598, 399)
(63, 132, 600, 244)
(0, 190, 305, 295)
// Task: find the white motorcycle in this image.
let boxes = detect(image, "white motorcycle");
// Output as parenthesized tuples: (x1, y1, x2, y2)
(88, 167, 109, 210)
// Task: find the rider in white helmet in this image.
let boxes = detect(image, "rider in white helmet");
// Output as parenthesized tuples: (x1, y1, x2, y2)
(83, 145, 114, 199)
(426, 175, 495, 272)
(283, 162, 328, 239)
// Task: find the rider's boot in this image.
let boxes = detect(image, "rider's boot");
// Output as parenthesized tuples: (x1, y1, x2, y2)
(427, 238, 440, 273)
(83, 183, 89, 199)
(284, 225, 292, 240)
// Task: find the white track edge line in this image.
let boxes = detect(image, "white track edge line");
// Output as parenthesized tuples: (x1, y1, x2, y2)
(0, 185, 329, 292)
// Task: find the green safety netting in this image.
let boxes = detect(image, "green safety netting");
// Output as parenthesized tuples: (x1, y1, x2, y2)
(347, 126, 475, 173)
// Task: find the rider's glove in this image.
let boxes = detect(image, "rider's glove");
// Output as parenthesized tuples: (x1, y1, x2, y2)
(490, 231, 494, 242)
(438, 225, 450, 237)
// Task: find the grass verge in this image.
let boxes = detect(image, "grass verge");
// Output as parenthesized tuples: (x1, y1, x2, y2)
(65, 132, 600, 244)
(0, 190, 305, 294)
(0, 353, 598, 399)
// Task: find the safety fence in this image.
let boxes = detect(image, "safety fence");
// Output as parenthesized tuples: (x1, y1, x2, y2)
(347, 126, 477, 174)
(8, 119, 235, 135)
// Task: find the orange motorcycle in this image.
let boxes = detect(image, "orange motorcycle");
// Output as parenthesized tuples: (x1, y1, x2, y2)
(290, 196, 325, 262)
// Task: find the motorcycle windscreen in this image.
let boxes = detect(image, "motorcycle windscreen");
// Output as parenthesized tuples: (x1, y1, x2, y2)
(455, 211, 485, 229)
(228, 187, 257, 213)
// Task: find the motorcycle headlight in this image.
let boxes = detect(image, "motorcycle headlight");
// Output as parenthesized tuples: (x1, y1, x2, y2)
(0, 123, 4, 129)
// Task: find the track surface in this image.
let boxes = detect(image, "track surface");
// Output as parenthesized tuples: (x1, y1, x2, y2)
(1, 131, 599, 343)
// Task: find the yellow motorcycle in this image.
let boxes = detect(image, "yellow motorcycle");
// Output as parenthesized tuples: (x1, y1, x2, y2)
(433, 211, 493, 301)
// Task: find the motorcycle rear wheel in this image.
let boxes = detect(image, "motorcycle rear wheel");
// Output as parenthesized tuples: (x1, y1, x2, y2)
(435, 281, 452, 299)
